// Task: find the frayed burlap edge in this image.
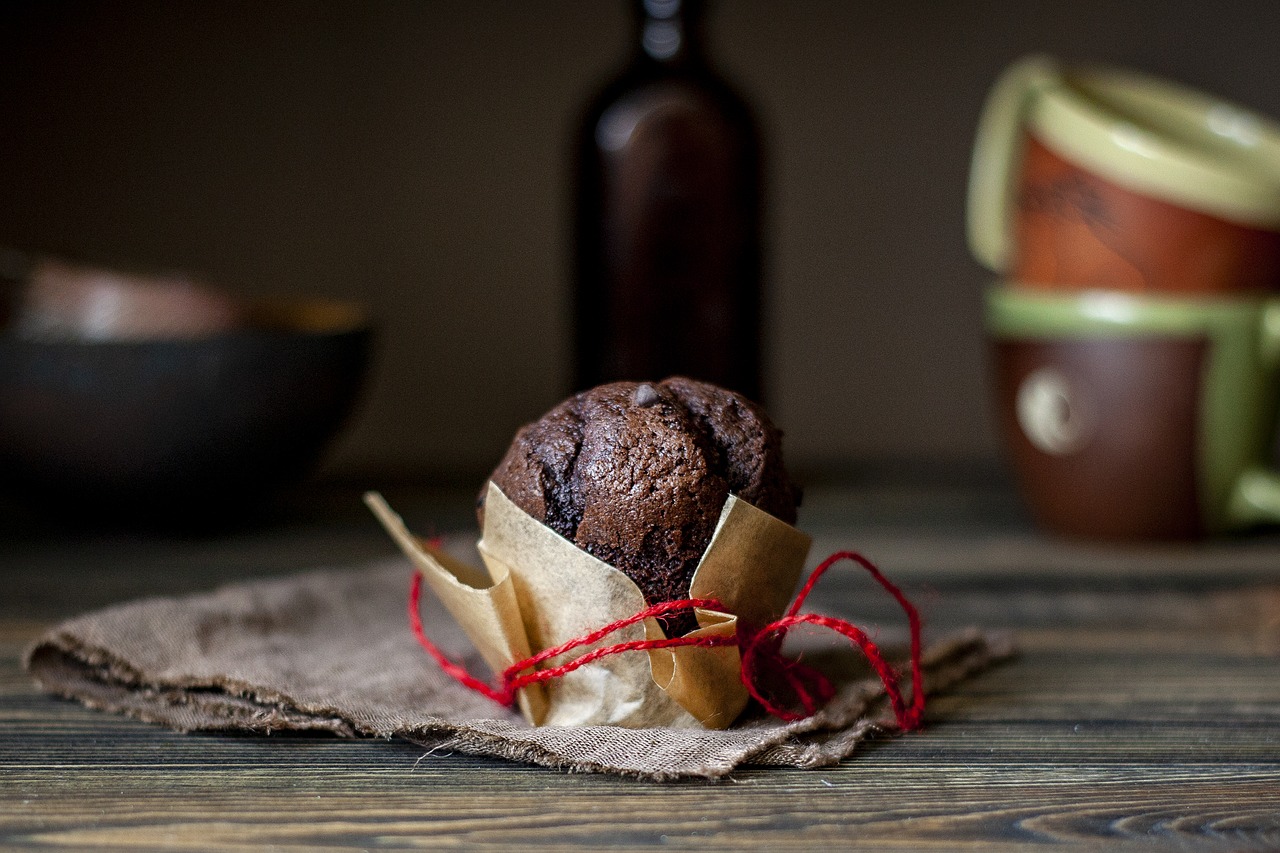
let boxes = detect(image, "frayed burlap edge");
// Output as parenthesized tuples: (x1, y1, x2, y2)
(28, 624, 1012, 781)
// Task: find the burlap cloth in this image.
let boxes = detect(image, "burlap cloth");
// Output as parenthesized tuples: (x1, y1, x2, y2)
(25, 559, 1012, 780)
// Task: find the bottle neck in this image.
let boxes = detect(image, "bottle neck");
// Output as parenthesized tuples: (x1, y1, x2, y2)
(632, 0, 707, 68)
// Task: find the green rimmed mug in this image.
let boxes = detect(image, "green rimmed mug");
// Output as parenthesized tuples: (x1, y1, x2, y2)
(986, 286, 1280, 540)
(968, 55, 1280, 295)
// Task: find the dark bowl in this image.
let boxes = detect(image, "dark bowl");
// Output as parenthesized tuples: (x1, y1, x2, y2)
(0, 259, 373, 525)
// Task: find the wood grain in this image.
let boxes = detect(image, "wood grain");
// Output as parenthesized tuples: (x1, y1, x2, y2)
(3, 483, 1280, 851)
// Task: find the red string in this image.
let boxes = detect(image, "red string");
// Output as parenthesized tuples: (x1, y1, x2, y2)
(408, 550, 926, 730)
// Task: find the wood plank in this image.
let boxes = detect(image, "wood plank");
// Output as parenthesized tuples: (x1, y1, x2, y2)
(6, 617, 1280, 851)
(4, 483, 1280, 850)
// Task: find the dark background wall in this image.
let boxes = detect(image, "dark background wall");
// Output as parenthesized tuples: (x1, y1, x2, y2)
(4, 1, 1279, 485)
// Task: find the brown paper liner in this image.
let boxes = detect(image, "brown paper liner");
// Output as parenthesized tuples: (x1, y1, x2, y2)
(364, 483, 812, 729)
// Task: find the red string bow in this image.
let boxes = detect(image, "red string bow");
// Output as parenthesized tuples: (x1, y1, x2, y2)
(408, 550, 925, 731)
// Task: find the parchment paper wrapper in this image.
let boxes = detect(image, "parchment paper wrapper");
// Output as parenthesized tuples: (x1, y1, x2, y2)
(365, 483, 812, 729)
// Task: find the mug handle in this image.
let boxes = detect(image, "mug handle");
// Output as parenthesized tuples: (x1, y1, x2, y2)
(1226, 300, 1280, 526)
(966, 54, 1062, 272)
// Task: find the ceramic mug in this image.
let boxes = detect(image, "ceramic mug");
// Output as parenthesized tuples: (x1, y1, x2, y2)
(968, 55, 1280, 295)
(986, 285, 1280, 540)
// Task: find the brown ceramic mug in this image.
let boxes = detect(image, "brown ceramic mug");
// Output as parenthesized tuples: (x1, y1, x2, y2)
(969, 56, 1280, 295)
(986, 286, 1280, 541)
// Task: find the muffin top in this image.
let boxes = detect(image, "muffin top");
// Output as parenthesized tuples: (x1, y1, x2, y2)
(480, 377, 798, 632)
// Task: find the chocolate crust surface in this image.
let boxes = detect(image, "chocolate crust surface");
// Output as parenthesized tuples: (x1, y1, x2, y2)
(480, 377, 798, 632)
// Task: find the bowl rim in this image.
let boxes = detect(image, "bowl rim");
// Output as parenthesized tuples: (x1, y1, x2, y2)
(0, 294, 374, 345)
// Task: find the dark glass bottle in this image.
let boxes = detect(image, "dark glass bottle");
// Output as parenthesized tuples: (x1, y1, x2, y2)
(573, 0, 763, 401)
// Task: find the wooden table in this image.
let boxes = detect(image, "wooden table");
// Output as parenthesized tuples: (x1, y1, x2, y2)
(3, 478, 1280, 850)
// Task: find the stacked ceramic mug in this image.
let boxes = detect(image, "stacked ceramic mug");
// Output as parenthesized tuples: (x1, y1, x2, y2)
(967, 55, 1280, 540)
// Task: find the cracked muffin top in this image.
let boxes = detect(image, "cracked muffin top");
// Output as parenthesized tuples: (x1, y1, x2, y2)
(479, 377, 799, 634)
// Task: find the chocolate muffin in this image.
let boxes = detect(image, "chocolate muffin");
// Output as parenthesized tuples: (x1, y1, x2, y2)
(479, 377, 799, 635)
